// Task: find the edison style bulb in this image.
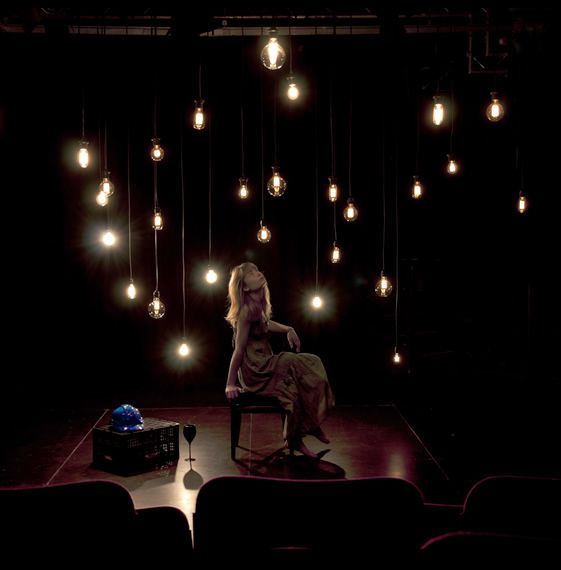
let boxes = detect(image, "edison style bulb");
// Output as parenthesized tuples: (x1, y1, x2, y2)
(267, 167, 287, 197)
(518, 194, 527, 213)
(78, 141, 89, 168)
(150, 138, 164, 161)
(96, 190, 108, 207)
(311, 295, 323, 309)
(101, 230, 116, 247)
(486, 92, 505, 122)
(257, 224, 271, 243)
(432, 96, 444, 126)
(446, 156, 459, 175)
(153, 208, 163, 230)
(286, 77, 300, 100)
(375, 272, 393, 298)
(393, 350, 402, 364)
(261, 35, 286, 70)
(178, 341, 190, 357)
(343, 198, 358, 222)
(412, 176, 423, 199)
(148, 292, 165, 319)
(331, 243, 341, 264)
(99, 173, 114, 197)
(328, 179, 338, 202)
(205, 268, 218, 284)
(238, 178, 249, 199)
(193, 100, 205, 130)
(127, 282, 137, 300)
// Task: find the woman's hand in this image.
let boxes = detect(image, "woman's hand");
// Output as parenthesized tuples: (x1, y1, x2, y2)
(287, 328, 301, 352)
(225, 385, 243, 401)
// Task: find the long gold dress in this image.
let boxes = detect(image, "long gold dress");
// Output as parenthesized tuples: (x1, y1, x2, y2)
(237, 319, 335, 442)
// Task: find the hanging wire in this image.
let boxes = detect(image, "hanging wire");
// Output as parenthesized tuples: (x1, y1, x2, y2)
(98, 122, 102, 180)
(315, 93, 319, 292)
(81, 89, 86, 140)
(208, 115, 212, 265)
(415, 90, 421, 175)
(198, 63, 203, 100)
(449, 77, 455, 154)
(348, 85, 353, 198)
(273, 79, 278, 165)
(180, 115, 187, 337)
(329, 72, 336, 178)
(260, 74, 265, 223)
(240, 50, 245, 178)
(153, 93, 158, 137)
(394, 132, 400, 351)
(381, 113, 387, 273)
(127, 121, 133, 282)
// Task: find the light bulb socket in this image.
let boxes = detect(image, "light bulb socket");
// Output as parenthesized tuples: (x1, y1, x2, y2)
(79, 140, 89, 148)
(151, 137, 161, 145)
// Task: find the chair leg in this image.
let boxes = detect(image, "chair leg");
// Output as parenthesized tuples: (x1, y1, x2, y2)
(230, 406, 241, 460)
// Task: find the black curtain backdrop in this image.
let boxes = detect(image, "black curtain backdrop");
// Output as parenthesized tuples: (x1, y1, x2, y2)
(2, 15, 558, 456)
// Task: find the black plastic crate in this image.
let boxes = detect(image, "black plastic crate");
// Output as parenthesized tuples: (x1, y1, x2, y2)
(92, 418, 179, 474)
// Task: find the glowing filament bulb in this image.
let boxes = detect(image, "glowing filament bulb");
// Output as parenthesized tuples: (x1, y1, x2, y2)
(150, 138, 164, 161)
(193, 100, 205, 130)
(153, 208, 163, 230)
(518, 194, 527, 213)
(261, 35, 286, 70)
(311, 295, 323, 309)
(286, 77, 299, 100)
(101, 230, 116, 247)
(148, 292, 165, 319)
(447, 156, 458, 175)
(178, 342, 190, 357)
(393, 351, 401, 364)
(205, 268, 218, 284)
(432, 97, 444, 126)
(267, 167, 287, 197)
(343, 198, 358, 222)
(257, 224, 271, 243)
(486, 92, 505, 122)
(99, 173, 114, 196)
(78, 141, 89, 168)
(328, 180, 338, 202)
(375, 272, 393, 298)
(96, 190, 108, 207)
(127, 282, 137, 300)
(412, 177, 423, 199)
(238, 178, 249, 199)
(331, 244, 341, 264)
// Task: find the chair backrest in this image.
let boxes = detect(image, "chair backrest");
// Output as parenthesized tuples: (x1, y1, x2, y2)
(194, 475, 425, 564)
(461, 475, 561, 539)
(0, 480, 193, 564)
(419, 530, 561, 564)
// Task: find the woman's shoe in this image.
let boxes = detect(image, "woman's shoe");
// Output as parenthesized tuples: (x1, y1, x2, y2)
(308, 426, 330, 444)
(288, 438, 318, 459)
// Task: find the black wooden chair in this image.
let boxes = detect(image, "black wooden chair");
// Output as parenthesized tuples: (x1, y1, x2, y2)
(230, 390, 287, 460)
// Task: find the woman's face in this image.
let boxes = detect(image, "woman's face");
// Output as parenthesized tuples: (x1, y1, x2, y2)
(243, 265, 266, 292)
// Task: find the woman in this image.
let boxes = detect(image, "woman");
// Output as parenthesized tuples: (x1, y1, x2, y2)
(225, 262, 335, 458)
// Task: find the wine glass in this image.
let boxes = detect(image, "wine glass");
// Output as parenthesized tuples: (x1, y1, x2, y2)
(183, 423, 197, 462)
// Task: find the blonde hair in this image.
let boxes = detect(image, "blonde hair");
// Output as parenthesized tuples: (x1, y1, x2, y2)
(225, 262, 272, 329)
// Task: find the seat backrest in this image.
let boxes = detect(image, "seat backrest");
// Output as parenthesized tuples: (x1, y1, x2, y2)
(461, 475, 561, 539)
(194, 475, 425, 563)
(419, 530, 561, 564)
(0, 480, 137, 562)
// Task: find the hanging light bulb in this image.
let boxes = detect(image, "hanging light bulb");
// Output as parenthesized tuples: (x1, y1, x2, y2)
(152, 207, 164, 230)
(96, 190, 109, 207)
(127, 281, 137, 300)
(260, 30, 286, 70)
(375, 272, 393, 298)
(412, 176, 423, 199)
(205, 268, 218, 284)
(518, 193, 527, 213)
(193, 99, 206, 130)
(101, 230, 116, 247)
(150, 137, 164, 161)
(311, 295, 323, 309)
(446, 155, 459, 175)
(78, 141, 89, 168)
(331, 242, 341, 264)
(328, 178, 338, 202)
(148, 291, 165, 319)
(286, 76, 300, 100)
(99, 171, 114, 196)
(238, 177, 249, 199)
(178, 340, 191, 358)
(393, 350, 402, 364)
(486, 91, 505, 122)
(343, 197, 358, 222)
(257, 223, 271, 243)
(432, 96, 444, 126)
(267, 166, 287, 197)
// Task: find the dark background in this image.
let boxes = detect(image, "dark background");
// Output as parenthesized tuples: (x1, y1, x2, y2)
(2, 7, 558, 476)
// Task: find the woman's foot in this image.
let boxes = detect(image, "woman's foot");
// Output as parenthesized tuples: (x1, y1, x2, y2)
(288, 438, 318, 459)
(308, 426, 330, 444)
